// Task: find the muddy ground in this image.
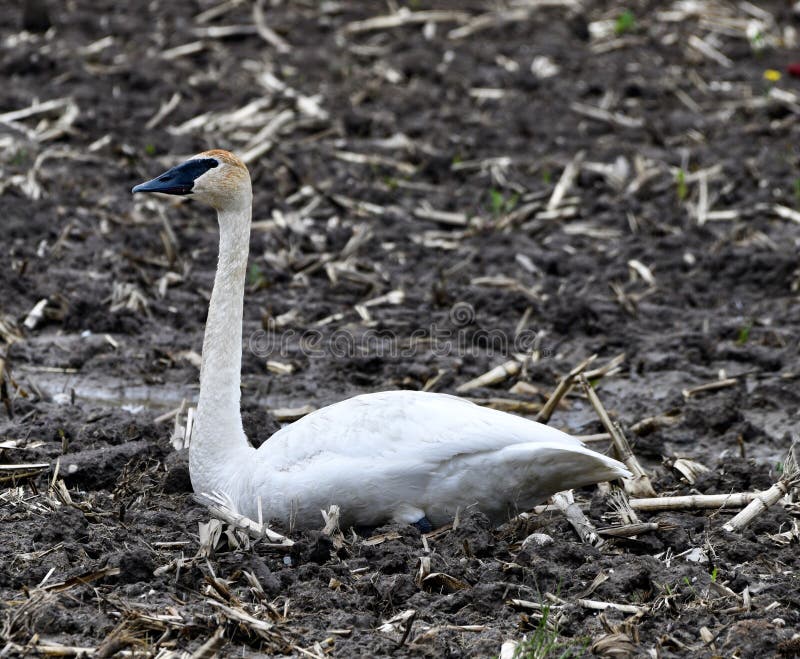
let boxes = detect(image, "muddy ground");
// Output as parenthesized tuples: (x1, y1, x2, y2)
(1, 0, 799, 657)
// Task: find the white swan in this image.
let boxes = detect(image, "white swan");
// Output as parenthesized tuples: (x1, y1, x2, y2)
(132, 150, 632, 529)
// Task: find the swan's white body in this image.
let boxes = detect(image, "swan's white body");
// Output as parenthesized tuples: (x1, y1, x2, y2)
(134, 150, 631, 529)
(213, 390, 629, 527)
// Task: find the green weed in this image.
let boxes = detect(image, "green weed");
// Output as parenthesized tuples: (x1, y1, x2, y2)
(247, 263, 267, 288)
(736, 321, 752, 345)
(10, 148, 28, 166)
(513, 605, 589, 659)
(675, 169, 688, 202)
(489, 188, 519, 216)
(615, 10, 635, 36)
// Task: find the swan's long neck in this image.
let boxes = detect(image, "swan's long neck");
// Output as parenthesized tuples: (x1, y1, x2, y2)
(190, 200, 255, 496)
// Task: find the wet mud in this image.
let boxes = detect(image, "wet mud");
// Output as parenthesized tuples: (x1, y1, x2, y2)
(0, 1, 799, 656)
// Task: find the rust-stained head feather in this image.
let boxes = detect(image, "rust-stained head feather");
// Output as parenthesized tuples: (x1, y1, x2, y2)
(197, 149, 248, 173)
(190, 149, 251, 209)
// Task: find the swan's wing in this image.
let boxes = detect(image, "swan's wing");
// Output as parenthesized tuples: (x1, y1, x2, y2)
(247, 390, 629, 526)
(261, 390, 586, 468)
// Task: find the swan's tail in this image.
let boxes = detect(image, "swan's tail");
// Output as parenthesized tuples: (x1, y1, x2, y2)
(426, 442, 634, 525)
(475, 441, 631, 502)
(522, 442, 632, 492)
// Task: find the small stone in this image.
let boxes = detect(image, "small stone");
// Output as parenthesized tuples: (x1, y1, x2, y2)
(521, 532, 554, 549)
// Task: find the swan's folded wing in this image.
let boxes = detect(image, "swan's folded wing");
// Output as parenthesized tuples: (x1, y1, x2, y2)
(247, 390, 630, 526)
(260, 389, 587, 471)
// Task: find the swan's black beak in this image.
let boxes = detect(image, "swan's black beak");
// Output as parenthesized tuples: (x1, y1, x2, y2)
(131, 158, 219, 196)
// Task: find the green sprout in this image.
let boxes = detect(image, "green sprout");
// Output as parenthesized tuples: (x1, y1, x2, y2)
(675, 169, 688, 202)
(615, 10, 635, 36)
(247, 263, 267, 288)
(489, 188, 519, 216)
(736, 321, 752, 345)
(513, 605, 589, 659)
(749, 29, 765, 53)
(11, 148, 28, 166)
(710, 567, 718, 583)
(490, 189, 504, 215)
(144, 144, 157, 156)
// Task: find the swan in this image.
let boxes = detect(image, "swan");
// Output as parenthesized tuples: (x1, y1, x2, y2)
(132, 150, 632, 530)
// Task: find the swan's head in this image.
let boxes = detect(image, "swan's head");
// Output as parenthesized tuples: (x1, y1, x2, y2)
(132, 149, 251, 210)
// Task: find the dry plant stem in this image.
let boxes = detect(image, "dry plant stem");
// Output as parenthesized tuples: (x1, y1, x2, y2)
(42, 566, 120, 592)
(510, 597, 646, 615)
(628, 493, 759, 512)
(688, 34, 732, 67)
(27, 644, 146, 658)
(190, 625, 226, 659)
(413, 205, 468, 226)
(447, 6, 578, 40)
(570, 102, 644, 129)
(609, 488, 640, 526)
(194, 0, 243, 23)
(195, 493, 293, 546)
(535, 354, 596, 424)
(579, 433, 612, 443)
(772, 203, 800, 224)
(334, 150, 415, 175)
(574, 598, 646, 614)
(342, 10, 470, 35)
(271, 404, 315, 422)
(547, 150, 585, 211)
(682, 377, 738, 399)
(206, 600, 275, 636)
(252, 0, 291, 53)
(598, 522, 661, 538)
(154, 402, 184, 424)
(23, 298, 48, 330)
(0, 463, 49, 484)
(145, 92, 181, 129)
(723, 445, 799, 532)
(456, 360, 520, 393)
(579, 374, 656, 497)
(583, 352, 626, 380)
(0, 97, 72, 123)
(465, 397, 541, 414)
(551, 490, 604, 547)
(530, 492, 775, 513)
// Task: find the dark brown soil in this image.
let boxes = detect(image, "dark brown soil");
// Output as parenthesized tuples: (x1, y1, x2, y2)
(1, 1, 799, 657)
